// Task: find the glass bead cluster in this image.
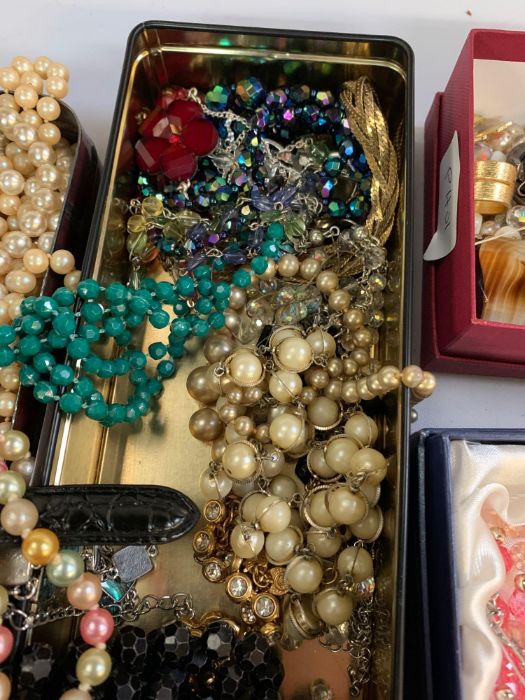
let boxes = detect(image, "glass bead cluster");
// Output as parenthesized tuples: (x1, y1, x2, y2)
(0, 267, 248, 425)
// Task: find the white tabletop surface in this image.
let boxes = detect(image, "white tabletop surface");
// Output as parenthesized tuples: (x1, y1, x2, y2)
(2, 0, 525, 433)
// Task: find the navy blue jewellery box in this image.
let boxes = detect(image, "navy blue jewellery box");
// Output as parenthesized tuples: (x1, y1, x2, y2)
(407, 429, 525, 700)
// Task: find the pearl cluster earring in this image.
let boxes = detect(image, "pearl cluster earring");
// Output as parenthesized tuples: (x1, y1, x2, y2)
(0, 56, 81, 429)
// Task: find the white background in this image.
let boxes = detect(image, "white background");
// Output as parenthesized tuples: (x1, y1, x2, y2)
(2, 0, 525, 431)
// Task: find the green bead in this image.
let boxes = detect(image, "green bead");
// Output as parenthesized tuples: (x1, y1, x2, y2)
(20, 297, 36, 315)
(78, 324, 100, 343)
(212, 258, 225, 271)
(194, 265, 211, 280)
(107, 403, 126, 424)
(51, 364, 74, 386)
(250, 256, 268, 275)
(208, 311, 225, 329)
(192, 319, 209, 337)
(171, 319, 191, 338)
(157, 360, 176, 378)
(34, 381, 56, 403)
(150, 310, 170, 329)
(110, 302, 128, 317)
(105, 283, 129, 303)
(112, 358, 130, 375)
(47, 330, 68, 349)
(0, 347, 15, 367)
(52, 288, 75, 307)
(135, 388, 151, 402)
(125, 313, 143, 328)
(82, 355, 102, 373)
(173, 300, 189, 316)
(195, 298, 212, 315)
(59, 392, 83, 414)
(0, 471, 26, 504)
(52, 311, 76, 337)
(168, 342, 185, 359)
(129, 296, 150, 315)
(260, 241, 280, 259)
(115, 330, 132, 347)
(213, 282, 230, 300)
(33, 352, 56, 374)
(147, 378, 163, 396)
(232, 269, 251, 289)
(21, 314, 45, 335)
(197, 279, 213, 297)
(140, 278, 157, 293)
(104, 317, 125, 337)
(73, 377, 95, 398)
(130, 397, 149, 417)
(214, 298, 229, 312)
(19, 365, 40, 386)
(130, 369, 148, 385)
(127, 351, 147, 370)
(67, 338, 90, 360)
(267, 222, 285, 241)
(19, 335, 41, 356)
(97, 361, 115, 379)
(81, 302, 104, 323)
(86, 400, 108, 421)
(33, 296, 58, 318)
(46, 550, 84, 587)
(77, 279, 101, 301)
(0, 325, 16, 345)
(125, 402, 141, 422)
(156, 282, 176, 304)
(149, 342, 167, 360)
(176, 276, 195, 297)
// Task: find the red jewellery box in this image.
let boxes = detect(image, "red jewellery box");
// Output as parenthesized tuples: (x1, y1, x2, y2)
(422, 29, 525, 377)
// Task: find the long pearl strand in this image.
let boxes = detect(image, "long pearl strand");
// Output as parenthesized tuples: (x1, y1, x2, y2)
(0, 429, 113, 700)
(0, 56, 81, 435)
(189, 254, 436, 640)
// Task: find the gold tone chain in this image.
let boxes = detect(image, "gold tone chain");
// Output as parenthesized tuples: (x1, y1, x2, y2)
(340, 76, 400, 248)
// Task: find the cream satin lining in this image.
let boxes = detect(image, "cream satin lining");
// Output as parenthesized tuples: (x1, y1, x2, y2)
(450, 440, 525, 700)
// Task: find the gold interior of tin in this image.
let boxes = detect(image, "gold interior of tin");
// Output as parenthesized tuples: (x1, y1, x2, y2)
(41, 26, 408, 700)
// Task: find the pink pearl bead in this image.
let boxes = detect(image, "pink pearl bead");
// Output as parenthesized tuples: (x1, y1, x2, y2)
(0, 625, 14, 663)
(79, 607, 114, 646)
(0, 461, 7, 473)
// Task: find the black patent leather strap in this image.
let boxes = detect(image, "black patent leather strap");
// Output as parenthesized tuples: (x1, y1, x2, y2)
(0, 485, 199, 546)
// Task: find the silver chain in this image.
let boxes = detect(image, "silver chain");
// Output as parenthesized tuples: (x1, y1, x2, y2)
(10, 591, 195, 632)
(347, 596, 374, 695)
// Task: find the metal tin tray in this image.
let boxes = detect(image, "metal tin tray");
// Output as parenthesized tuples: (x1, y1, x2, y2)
(34, 23, 412, 699)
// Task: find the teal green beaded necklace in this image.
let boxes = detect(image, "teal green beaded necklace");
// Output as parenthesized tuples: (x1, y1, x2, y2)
(0, 262, 257, 427)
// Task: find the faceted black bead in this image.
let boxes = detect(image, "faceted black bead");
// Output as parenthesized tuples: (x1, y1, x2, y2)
(18, 643, 54, 690)
(185, 639, 210, 675)
(202, 621, 235, 660)
(219, 665, 244, 699)
(104, 664, 143, 699)
(163, 622, 192, 666)
(234, 632, 264, 672)
(112, 625, 148, 669)
(146, 667, 187, 699)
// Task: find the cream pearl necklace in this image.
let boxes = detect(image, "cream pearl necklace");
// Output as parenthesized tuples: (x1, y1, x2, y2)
(188, 251, 435, 651)
(0, 56, 83, 433)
